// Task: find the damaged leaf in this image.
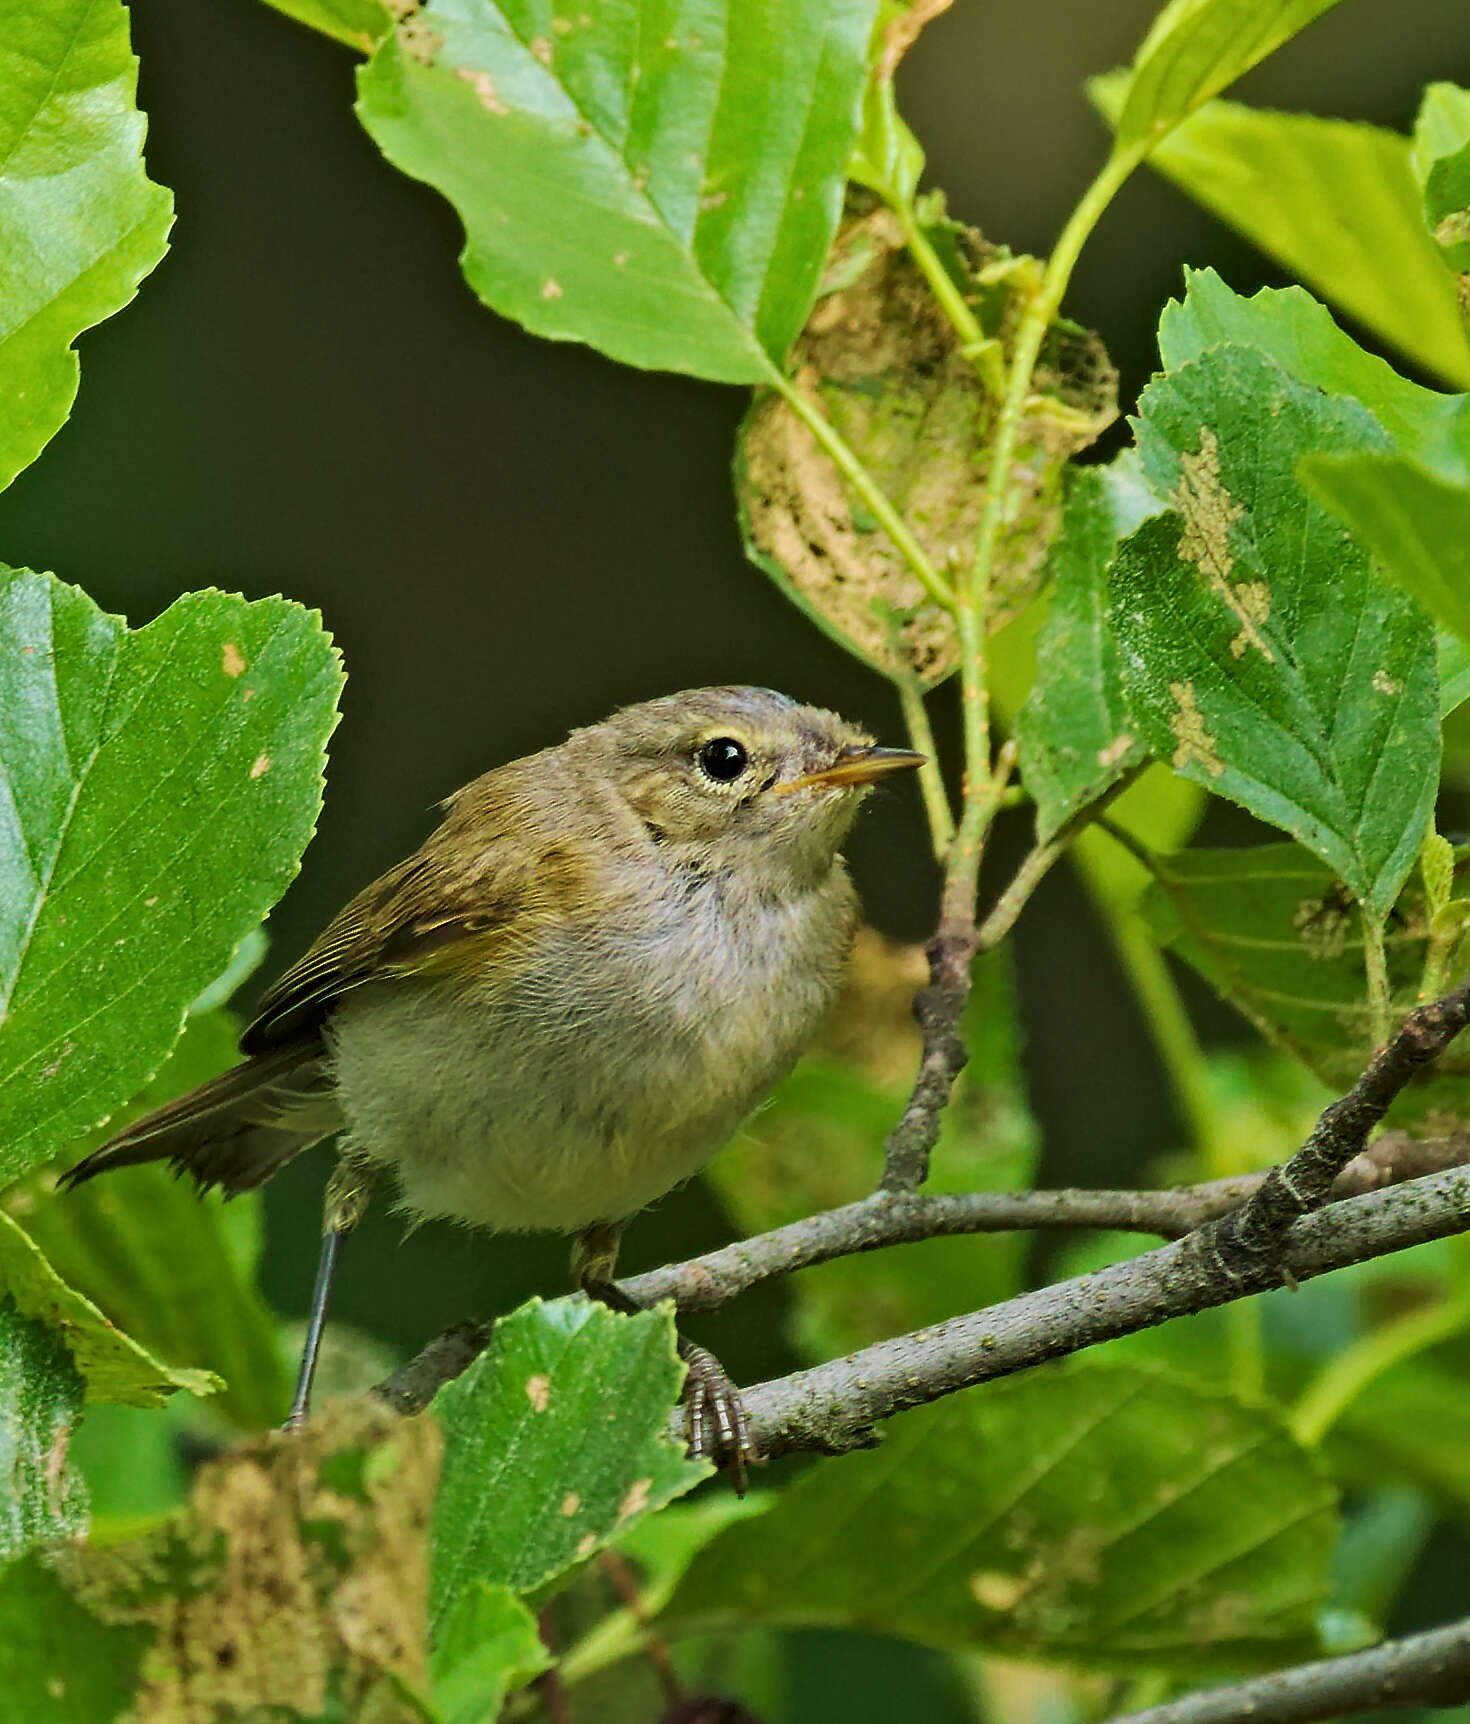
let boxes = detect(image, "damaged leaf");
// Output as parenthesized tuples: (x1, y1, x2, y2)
(738, 199, 1116, 684)
(54, 1398, 440, 1720)
(1110, 344, 1439, 921)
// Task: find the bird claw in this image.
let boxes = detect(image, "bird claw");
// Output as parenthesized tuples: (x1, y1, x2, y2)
(678, 1339, 756, 1495)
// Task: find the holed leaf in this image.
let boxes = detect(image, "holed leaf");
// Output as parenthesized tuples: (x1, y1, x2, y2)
(430, 1298, 705, 1633)
(354, 0, 877, 383)
(1014, 457, 1159, 842)
(1090, 87, 1470, 388)
(0, 569, 343, 1184)
(0, 0, 174, 492)
(0, 1300, 86, 1565)
(738, 199, 1116, 685)
(666, 1360, 1338, 1675)
(1110, 344, 1439, 920)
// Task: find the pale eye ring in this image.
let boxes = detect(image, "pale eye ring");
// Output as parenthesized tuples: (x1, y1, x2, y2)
(698, 736, 749, 784)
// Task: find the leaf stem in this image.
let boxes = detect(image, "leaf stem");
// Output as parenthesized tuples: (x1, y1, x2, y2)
(1290, 1289, 1470, 1447)
(766, 368, 956, 611)
(1362, 910, 1392, 1048)
(897, 678, 956, 856)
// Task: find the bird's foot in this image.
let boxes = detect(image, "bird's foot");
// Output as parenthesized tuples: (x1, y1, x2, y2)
(677, 1337, 756, 1496)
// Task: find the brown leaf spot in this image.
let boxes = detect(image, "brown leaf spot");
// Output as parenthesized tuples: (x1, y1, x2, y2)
(879, 0, 955, 79)
(618, 1477, 652, 1520)
(1168, 680, 1223, 778)
(969, 1569, 1024, 1611)
(531, 34, 553, 63)
(540, 278, 563, 300)
(560, 1492, 580, 1516)
(525, 1373, 550, 1411)
(456, 66, 506, 114)
(551, 14, 573, 32)
(1171, 428, 1273, 662)
(40, 1041, 75, 1081)
(221, 642, 246, 677)
(576, 1531, 597, 1559)
(1292, 887, 1354, 961)
(250, 753, 271, 778)
(1096, 733, 1135, 769)
(1372, 669, 1402, 696)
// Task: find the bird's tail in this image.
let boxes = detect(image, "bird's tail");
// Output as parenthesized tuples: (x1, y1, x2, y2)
(61, 1039, 342, 1199)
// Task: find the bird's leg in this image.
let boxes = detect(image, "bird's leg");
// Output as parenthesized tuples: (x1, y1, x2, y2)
(284, 1148, 379, 1431)
(571, 1221, 756, 1494)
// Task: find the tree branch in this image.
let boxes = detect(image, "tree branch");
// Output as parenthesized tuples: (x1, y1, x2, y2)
(1196, 980, 1470, 1285)
(738, 1165, 1470, 1457)
(1100, 1618, 1470, 1724)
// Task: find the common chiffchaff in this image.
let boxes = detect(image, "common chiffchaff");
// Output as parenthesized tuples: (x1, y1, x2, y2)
(66, 686, 922, 1475)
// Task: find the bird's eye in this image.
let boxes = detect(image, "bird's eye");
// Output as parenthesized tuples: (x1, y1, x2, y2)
(697, 737, 749, 784)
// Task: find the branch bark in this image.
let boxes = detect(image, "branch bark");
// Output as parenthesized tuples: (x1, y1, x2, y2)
(1101, 1618, 1470, 1724)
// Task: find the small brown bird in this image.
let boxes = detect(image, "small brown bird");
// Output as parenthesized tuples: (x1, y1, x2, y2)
(65, 686, 921, 1478)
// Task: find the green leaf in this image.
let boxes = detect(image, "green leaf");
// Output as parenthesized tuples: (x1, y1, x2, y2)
(1138, 843, 1429, 1091)
(1110, 345, 1440, 919)
(1090, 88, 1470, 387)
(1014, 458, 1158, 842)
(1414, 83, 1470, 273)
(0, 569, 343, 1184)
(0, 0, 174, 492)
(354, 0, 878, 383)
(1108, 0, 1341, 154)
(1157, 270, 1470, 476)
(0, 1211, 218, 1409)
(430, 1298, 706, 1633)
(258, 0, 392, 51)
(17, 1011, 289, 1427)
(0, 1300, 86, 1564)
(1330, 1360, 1470, 1519)
(1299, 452, 1470, 661)
(666, 1361, 1338, 1674)
(1438, 629, 1470, 717)
(0, 1555, 146, 1719)
(432, 1581, 551, 1724)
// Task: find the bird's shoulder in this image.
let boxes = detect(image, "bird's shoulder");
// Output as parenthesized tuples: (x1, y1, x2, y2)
(240, 756, 607, 1052)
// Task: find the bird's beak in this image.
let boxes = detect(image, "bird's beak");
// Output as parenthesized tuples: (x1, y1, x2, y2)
(774, 745, 927, 795)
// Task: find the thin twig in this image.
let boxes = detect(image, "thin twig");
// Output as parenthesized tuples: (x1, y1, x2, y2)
(1100, 1618, 1470, 1724)
(1196, 979, 1470, 1285)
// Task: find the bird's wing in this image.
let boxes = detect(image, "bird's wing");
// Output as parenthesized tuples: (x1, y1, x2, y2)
(240, 774, 589, 1053)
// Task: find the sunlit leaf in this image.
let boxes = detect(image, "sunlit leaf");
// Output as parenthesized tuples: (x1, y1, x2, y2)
(0, 0, 174, 491)
(1108, 0, 1341, 153)
(354, 0, 878, 382)
(1090, 86, 1470, 387)
(0, 569, 343, 1183)
(258, 0, 391, 50)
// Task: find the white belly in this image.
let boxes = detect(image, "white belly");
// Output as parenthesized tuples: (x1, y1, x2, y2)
(326, 869, 854, 1232)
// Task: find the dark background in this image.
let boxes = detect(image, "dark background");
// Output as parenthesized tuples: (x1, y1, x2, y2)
(3, 0, 1467, 1403)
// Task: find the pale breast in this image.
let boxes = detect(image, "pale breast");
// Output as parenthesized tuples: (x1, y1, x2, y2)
(326, 862, 856, 1232)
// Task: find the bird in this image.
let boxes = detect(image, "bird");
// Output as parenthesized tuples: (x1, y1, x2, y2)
(63, 685, 923, 1481)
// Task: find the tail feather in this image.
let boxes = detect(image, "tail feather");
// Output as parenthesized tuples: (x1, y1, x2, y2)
(62, 1039, 342, 1198)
